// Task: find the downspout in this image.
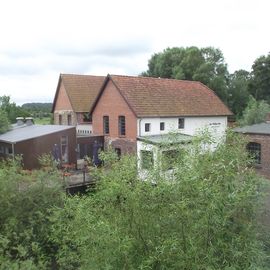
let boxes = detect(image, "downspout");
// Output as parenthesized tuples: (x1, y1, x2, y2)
(139, 118, 142, 137)
(11, 143, 15, 160)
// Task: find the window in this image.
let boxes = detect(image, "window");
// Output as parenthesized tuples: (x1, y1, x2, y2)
(103, 116, 109, 135)
(160, 122, 165, 131)
(118, 116, 126, 136)
(247, 142, 261, 164)
(61, 136, 68, 163)
(178, 118, 185, 129)
(141, 150, 153, 170)
(59, 115, 62, 125)
(67, 114, 72, 125)
(162, 150, 180, 170)
(83, 113, 92, 123)
(145, 123, 151, 132)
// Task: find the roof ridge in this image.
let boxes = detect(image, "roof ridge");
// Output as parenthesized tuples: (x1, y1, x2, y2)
(61, 73, 105, 77)
(109, 74, 201, 84)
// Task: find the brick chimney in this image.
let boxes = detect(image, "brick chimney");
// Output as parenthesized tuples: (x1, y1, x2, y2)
(266, 113, 270, 123)
(25, 117, 34, 126)
(16, 117, 24, 126)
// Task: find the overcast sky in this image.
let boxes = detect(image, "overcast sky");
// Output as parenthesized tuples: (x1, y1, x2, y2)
(0, 0, 269, 105)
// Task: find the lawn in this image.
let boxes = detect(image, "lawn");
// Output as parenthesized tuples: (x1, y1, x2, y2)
(34, 117, 52, 125)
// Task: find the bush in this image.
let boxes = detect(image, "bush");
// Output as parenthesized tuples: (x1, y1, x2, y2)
(50, 132, 267, 269)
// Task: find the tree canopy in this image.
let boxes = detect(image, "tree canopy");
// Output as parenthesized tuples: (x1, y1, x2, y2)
(249, 53, 270, 102)
(0, 95, 30, 123)
(142, 47, 270, 119)
(142, 47, 230, 103)
(0, 109, 10, 134)
(238, 96, 270, 126)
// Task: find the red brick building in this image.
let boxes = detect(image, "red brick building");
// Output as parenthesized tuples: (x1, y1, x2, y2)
(234, 122, 270, 179)
(52, 74, 105, 135)
(90, 75, 232, 156)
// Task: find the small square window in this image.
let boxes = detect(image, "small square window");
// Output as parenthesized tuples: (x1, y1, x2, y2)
(160, 122, 165, 131)
(178, 118, 185, 129)
(145, 123, 151, 132)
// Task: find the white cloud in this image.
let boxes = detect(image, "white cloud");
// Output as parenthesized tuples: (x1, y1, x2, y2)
(0, 0, 269, 104)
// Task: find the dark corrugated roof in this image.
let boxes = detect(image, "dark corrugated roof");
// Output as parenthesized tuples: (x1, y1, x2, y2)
(59, 74, 105, 112)
(234, 122, 270, 135)
(0, 125, 75, 144)
(109, 75, 232, 117)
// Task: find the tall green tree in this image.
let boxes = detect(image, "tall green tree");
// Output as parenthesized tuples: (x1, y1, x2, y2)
(228, 69, 250, 117)
(142, 46, 230, 103)
(0, 109, 10, 134)
(249, 53, 270, 102)
(0, 95, 29, 123)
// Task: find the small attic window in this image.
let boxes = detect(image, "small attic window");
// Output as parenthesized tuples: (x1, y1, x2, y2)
(83, 113, 92, 122)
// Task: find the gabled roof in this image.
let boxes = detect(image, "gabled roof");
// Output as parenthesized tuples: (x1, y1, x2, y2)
(91, 75, 232, 117)
(234, 122, 270, 135)
(52, 74, 105, 113)
(0, 125, 75, 144)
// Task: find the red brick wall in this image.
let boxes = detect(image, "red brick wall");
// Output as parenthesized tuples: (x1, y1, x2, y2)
(92, 80, 137, 154)
(244, 134, 270, 179)
(54, 82, 77, 125)
(55, 82, 73, 111)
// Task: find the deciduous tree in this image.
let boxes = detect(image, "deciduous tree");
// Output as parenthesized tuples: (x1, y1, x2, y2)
(249, 53, 270, 101)
(142, 46, 230, 103)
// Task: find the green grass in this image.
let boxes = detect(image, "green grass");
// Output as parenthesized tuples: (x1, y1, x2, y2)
(34, 117, 51, 125)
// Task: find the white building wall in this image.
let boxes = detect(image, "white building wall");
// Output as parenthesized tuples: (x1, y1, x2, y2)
(137, 116, 227, 140)
(76, 124, 93, 136)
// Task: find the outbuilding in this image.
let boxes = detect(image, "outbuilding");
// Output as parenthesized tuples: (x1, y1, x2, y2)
(234, 122, 270, 179)
(0, 118, 77, 169)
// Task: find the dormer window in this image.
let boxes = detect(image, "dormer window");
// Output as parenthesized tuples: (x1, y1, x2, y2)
(178, 118, 185, 129)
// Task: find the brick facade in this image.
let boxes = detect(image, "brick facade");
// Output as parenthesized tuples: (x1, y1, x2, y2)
(244, 133, 270, 179)
(53, 81, 77, 126)
(92, 80, 137, 154)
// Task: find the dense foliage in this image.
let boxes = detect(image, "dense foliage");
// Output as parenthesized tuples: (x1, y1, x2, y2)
(0, 133, 269, 269)
(239, 96, 270, 126)
(0, 96, 30, 123)
(249, 53, 270, 102)
(0, 158, 64, 269)
(22, 103, 52, 118)
(0, 109, 10, 134)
